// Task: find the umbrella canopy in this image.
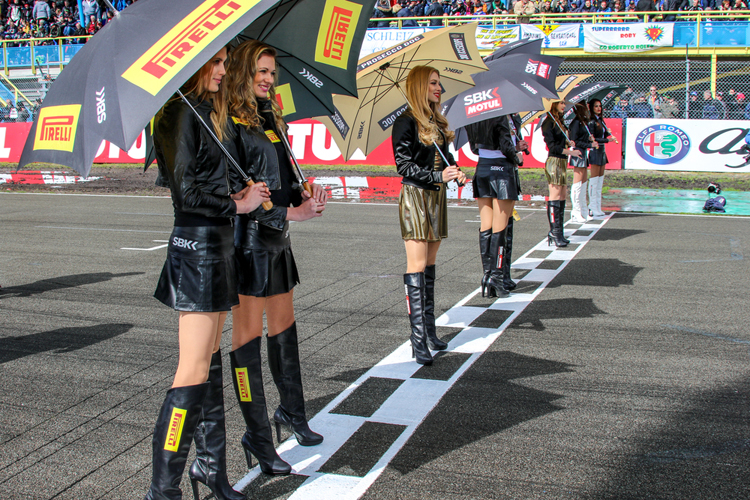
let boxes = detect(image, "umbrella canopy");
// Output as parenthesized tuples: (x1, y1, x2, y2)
(562, 81, 627, 125)
(317, 23, 488, 161)
(440, 53, 562, 131)
(483, 38, 544, 63)
(519, 73, 592, 128)
(19, 0, 375, 177)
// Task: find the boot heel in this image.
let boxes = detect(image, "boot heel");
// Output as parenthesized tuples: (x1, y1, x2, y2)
(244, 446, 255, 469)
(190, 477, 201, 500)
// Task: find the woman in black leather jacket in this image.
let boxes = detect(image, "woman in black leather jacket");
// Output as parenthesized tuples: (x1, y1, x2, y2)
(465, 114, 528, 299)
(146, 48, 270, 500)
(224, 41, 327, 465)
(392, 65, 465, 366)
(568, 102, 598, 223)
(587, 98, 617, 218)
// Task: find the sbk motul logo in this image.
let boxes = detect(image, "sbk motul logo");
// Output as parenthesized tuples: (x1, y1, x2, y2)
(172, 237, 198, 250)
(525, 59, 551, 79)
(300, 68, 324, 88)
(464, 88, 502, 117)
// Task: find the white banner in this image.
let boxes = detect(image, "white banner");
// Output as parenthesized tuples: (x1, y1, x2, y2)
(475, 26, 521, 50)
(519, 24, 579, 49)
(359, 28, 430, 57)
(625, 119, 750, 172)
(583, 23, 674, 53)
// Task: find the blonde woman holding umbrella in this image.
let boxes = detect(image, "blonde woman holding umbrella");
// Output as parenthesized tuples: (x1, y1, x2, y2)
(392, 65, 466, 366)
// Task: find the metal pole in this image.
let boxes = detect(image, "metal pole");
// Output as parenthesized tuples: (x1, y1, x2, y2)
(101, 0, 121, 18)
(685, 44, 690, 119)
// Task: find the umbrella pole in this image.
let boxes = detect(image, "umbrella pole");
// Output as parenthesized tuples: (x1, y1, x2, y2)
(278, 131, 313, 197)
(176, 90, 272, 210)
(101, 0, 120, 18)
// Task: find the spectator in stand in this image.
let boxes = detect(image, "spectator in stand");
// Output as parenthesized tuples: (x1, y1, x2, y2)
(727, 91, 745, 119)
(646, 85, 664, 118)
(661, 95, 681, 117)
(114, 0, 131, 10)
(539, 0, 554, 12)
(635, 0, 655, 19)
(80, 0, 99, 27)
(61, 0, 75, 18)
(597, 0, 612, 11)
(426, 0, 445, 25)
(32, 0, 48, 22)
(551, 0, 569, 11)
(451, 0, 469, 14)
(9, 0, 22, 23)
(396, 0, 417, 25)
(411, 0, 425, 17)
(663, 0, 687, 19)
(701, 90, 725, 119)
(686, 0, 702, 9)
(579, 0, 596, 11)
(514, 0, 537, 22)
(743, 97, 750, 119)
(72, 19, 84, 42)
(612, 97, 632, 119)
(372, 0, 392, 25)
(715, 91, 728, 116)
(632, 94, 653, 117)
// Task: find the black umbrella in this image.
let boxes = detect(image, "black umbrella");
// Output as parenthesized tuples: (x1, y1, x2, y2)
(562, 81, 625, 125)
(483, 38, 544, 63)
(19, 0, 375, 177)
(440, 55, 559, 132)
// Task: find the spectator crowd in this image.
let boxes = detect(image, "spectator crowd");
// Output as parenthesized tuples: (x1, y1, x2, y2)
(0, 0, 139, 45)
(609, 85, 750, 120)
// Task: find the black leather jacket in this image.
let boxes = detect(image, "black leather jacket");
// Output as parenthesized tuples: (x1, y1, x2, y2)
(465, 115, 519, 164)
(392, 113, 455, 191)
(541, 116, 568, 159)
(154, 95, 237, 220)
(569, 117, 593, 152)
(588, 116, 611, 146)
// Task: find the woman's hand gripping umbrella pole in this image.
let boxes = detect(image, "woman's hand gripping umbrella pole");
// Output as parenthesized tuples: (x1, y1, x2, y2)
(177, 90, 273, 211)
(277, 132, 326, 213)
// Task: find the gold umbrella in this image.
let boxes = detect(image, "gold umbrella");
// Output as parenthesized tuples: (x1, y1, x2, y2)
(317, 23, 488, 161)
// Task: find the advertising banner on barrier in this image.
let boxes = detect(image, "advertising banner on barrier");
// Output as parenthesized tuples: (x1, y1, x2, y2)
(583, 23, 674, 53)
(359, 27, 429, 57)
(0, 119, 623, 169)
(520, 24, 580, 48)
(475, 25, 521, 50)
(625, 118, 750, 172)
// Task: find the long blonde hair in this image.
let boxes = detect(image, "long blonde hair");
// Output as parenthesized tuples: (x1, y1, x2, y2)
(224, 40, 286, 134)
(178, 46, 230, 142)
(404, 65, 454, 146)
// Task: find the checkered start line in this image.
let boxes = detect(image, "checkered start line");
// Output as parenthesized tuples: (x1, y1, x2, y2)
(236, 214, 615, 499)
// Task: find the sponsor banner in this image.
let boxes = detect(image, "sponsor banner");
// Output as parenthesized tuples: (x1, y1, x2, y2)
(625, 118, 750, 172)
(0, 118, 622, 168)
(315, 0, 362, 69)
(358, 28, 428, 58)
(0, 171, 100, 184)
(164, 407, 187, 452)
(475, 26, 521, 51)
(520, 24, 579, 49)
(583, 23, 674, 53)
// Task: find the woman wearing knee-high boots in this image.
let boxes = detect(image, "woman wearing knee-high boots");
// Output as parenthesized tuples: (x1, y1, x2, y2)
(541, 101, 581, 247)
(465, 113, 527, 298)
(147, 47, 270, 500)
(568, 102, 598, 223)
(587, 98, 617, 218)
(225, 41, 327, 464)
(392, 65, 466, 366)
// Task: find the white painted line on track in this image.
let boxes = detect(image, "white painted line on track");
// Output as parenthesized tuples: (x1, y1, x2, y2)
(121, 240, 169, 251)
(35, 226, 171, 234)
(235, 213, 616, 499)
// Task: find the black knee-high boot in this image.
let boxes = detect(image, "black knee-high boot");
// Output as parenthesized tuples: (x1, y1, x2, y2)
(189, 351, 245, 500)
(502, 218, 517, 291)
(546, 201, 568, 247)
(479, 229, 492, 297)
(144, 383, 209, 500)
(424, 265, 447, 350)
(486, 229, 510, 298)
(559, 200, 571, 243)
(404, 272, 433, 365)
(267, 323, 324, 446)
(230, 339, 292, 475)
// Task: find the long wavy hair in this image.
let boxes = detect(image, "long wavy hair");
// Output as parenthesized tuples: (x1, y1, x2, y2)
(588, 98, 603, 132)
(178, 46, 230, 142)
(548, 100, 568, 134)
(404, 65, 454, 146)
(572, 101, 589, 123)
(223, 40, 286, 134)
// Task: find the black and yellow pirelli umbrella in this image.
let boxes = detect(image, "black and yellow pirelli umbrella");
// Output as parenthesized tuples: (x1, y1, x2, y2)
(19, 0, 375, 177)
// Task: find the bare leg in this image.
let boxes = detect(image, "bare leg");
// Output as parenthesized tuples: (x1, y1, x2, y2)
(404, 239, 430, 273)
(548, 184, 566, 201)
(231, 295, 265, 350)
(173, 312, 224, 388)
(492, 198, 515, 232)
(265, 292, 295, 336)
(477, 197, 494, 232)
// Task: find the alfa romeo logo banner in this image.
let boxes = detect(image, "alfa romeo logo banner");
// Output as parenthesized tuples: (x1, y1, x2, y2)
(583, 23, 674, 53)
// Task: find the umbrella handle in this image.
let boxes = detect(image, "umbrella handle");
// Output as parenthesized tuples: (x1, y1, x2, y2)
(245, 179, 273, 211)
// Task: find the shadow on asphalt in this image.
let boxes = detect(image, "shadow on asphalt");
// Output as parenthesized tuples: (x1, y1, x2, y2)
(511, 298, 607, 332)
(591, 228, 647, 241)
(547, 258, 642, 288)
(592, 376, 750, 498)
(385, 351, 574, 475)
(0, 323, 134, 364)
(0, 272, 144, 299)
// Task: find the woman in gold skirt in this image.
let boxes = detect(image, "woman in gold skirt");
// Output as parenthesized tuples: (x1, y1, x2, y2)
(391, 65, 466, 365)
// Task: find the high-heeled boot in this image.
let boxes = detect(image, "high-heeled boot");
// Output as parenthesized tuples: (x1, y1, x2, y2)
(267, 323, 324, 446)
(404, 272, 433, 365)
(546, 201, 568, 247)
(589, 176, 606, 217)
(230, 338, 292, 475)
(479, 229, 492, 297)
(570, 181, 588, 223)
(189, 351, 245, 500)
(559, 200, 571, 243)
(486, 228, 510, 298)
(423, 265, 447, 350)
(144, 383, 209, 500)
(502, 218, 517, 291)
(579, 180, 590, 222)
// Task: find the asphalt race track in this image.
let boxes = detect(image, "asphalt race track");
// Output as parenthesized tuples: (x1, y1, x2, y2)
(1, 192, 749, 500)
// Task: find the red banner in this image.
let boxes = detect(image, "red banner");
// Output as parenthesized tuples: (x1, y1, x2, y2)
(1, 118, 622, 169)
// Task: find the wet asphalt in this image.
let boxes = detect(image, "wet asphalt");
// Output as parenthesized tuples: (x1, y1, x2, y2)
(0, 193, 749, 499)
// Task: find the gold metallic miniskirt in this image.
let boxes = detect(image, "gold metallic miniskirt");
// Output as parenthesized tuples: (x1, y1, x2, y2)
(544, 156, 568, 186)
(399, 183, 448, 242)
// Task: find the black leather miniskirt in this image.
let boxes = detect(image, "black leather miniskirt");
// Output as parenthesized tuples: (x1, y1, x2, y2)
(473, 157, 521, 200)
(154, 225, 239, 312)
(234, 218, 299, 297)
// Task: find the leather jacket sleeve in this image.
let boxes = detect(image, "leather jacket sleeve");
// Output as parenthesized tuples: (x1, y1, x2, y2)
(250, 204, 287, 231)
(392, 114, 444, 185)
(496, 117, 520, 164)
(542, 118, 565, 156)
(570, 119, 592, 150)
(155, 99, 236, 218)
(588, 118, 610, 143)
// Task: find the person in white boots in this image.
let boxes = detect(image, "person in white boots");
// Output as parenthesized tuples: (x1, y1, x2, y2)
(568, 102, 598, 223)
(587, 99, 618, 218)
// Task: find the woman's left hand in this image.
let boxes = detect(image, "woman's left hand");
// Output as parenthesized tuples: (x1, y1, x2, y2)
(592, 140, 599, 149)
(456, 169, 468, 185)
(310, 182, 328, 207)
